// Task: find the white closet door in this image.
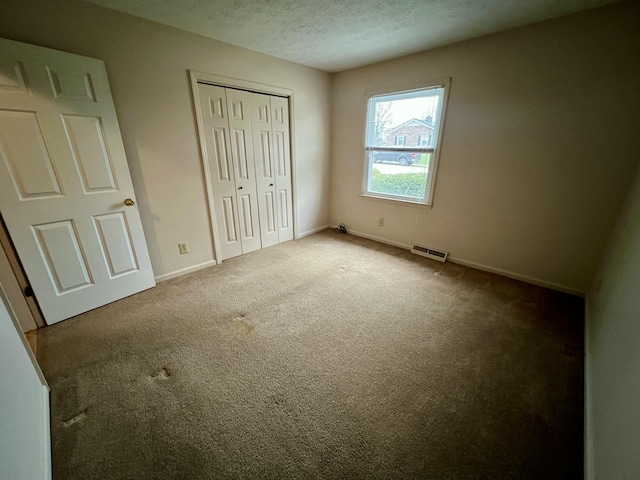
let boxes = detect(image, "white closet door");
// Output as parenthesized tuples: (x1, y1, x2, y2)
(197, 83, 242, 261)
(225, 89, 262, 255)
(271, 96, 294, 242)
(0, 38, 155, 325)
(249, 93, 279, 249)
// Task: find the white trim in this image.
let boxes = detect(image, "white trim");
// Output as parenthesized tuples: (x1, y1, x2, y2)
(190, 71, 292, 97)
(584, 297, 594, 480)
(329, 226, 584, 296)
(0, 286, 48, 388)
(359, 192, 433, 208)
(330, 226, 413, 250)
(287, 95, 299, 240)
(42, 385, 52, 480)
(361, 78, 451, 207)
(154, 260, 217, 283)
(189, 72, 222, 264)
(447, 256, 585, 297)
(297, 225, 330, 239)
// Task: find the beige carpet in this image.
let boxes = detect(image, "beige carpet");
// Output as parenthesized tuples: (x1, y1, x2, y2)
(37, 229, 584, 479)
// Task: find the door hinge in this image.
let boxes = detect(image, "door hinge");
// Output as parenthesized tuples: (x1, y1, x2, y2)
(24, 286, 34, 297)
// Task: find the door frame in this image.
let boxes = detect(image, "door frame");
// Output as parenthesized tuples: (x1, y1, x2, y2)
(0, 215, 45, 331)
(189, 71, 297, 263)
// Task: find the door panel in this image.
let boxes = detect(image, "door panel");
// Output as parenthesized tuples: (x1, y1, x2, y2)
(32, 220, 93, 295)
(225, 89, 261, 254)
(0, 59, 29, 92)
(211, 128, 231, 182)
(0, 110, 63, 199)
(278, 190, 290, 230)
(274, 131, 287, 177)
(197, 83, 241, 260)
(92, 212, 139, 278)
(264, 191, 277, 234)
(232, 129, 250, 180)
(249, 94, 279, 248)
(271, 96, 294, 242)
(221, 196, 238, 243)
(259, 132, 272, 178)
(239, 194, 255, 238)
(46, 66, 96, 102)
(0, 38, 155, 324)
(62, 115, 118, 193)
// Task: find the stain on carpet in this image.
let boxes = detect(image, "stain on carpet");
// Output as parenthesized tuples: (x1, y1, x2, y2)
(63, 408, 88, 427)
(150, 367, 171, 380)
(232, 314, 254, 334)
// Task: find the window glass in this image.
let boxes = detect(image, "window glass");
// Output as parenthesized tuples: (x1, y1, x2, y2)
(364, 86, 446, 204)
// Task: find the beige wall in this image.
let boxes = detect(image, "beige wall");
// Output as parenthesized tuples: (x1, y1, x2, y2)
(586, 162, 640, 478)
(0, 0, 331, 280)
(330, 1, 640, 294)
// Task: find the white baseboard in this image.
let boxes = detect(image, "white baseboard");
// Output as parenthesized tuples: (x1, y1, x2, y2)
(331, 225, 584, 296)
(154, 260, 217, 283)
(297, 225, 331, 239)
(331, 225, 413, 250)
(447, 256, 585, 296)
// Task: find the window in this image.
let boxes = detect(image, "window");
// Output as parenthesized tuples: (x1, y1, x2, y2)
(363, 82, 448, 205)
(419, 133, 434, 147)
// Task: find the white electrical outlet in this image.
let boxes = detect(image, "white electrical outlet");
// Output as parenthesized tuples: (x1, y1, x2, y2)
(178, 242, 189, 254)
(378, 217, 385, 227)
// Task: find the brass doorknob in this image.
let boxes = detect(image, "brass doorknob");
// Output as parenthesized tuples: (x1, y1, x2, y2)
(124, 198, 135, 206)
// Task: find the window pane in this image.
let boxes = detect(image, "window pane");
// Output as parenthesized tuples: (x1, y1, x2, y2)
(363, 84, 447, 205)
(366, 88, 443, 149)
(368, 151, 430, 200)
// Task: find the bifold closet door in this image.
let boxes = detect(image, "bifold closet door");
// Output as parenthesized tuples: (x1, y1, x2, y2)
(249, 92, 279, 249)
(197, 83, 243, 260)
(197, 83, 293, 261)
(271, 96, 294, 243)
(225, 89, 262, 255)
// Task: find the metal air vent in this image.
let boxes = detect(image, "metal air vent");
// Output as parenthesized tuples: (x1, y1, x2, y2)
(411, 244, 448, 262)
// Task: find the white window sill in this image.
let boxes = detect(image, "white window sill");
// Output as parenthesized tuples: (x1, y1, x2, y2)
(359, 193, 433, 208)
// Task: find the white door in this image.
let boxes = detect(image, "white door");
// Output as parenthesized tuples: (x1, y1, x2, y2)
(197, 83, 243, 260)
(0, 288, 51, 480)
(249, 93, 279, 249)
(196, 83, 293, 261)
(225, 89, 262, 256)
(0, 38, 155, 325)
(271, 96, 294, 243)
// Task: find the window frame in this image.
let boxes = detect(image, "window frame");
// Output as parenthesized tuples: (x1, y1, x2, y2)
(361, 79, 451, 206)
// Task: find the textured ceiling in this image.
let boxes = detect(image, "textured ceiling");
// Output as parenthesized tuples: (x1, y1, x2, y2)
(86, 0, 619, 72)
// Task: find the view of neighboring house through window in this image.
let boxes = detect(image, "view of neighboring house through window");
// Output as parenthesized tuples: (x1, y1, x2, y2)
(364, 83, 448, 204)
(395, 135, 406, 146)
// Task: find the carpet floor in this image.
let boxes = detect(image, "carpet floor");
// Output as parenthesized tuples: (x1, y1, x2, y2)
(37, 229, 584, 479)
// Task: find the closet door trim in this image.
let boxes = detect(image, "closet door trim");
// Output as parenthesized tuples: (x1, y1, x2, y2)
(190, 71, 297, 263)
